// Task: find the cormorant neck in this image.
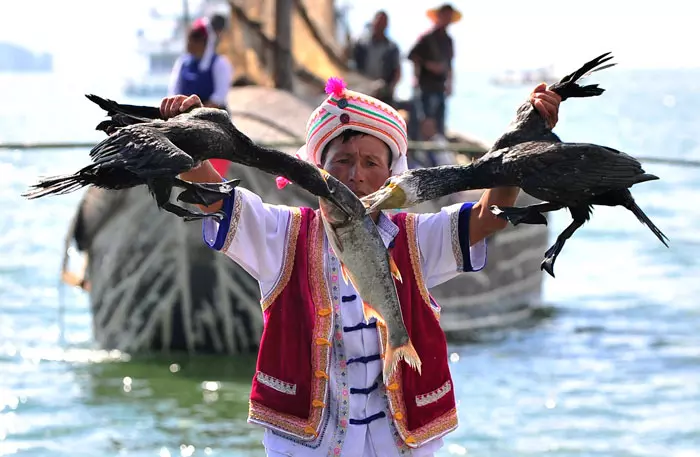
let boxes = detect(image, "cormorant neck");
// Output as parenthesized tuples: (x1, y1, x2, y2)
(414, 162, 515, 201)
(491, 102, 550, 150)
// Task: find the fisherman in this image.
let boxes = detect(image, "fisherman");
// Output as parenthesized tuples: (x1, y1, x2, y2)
(407, 3, 461, 138)
(159, 79, 561, 456)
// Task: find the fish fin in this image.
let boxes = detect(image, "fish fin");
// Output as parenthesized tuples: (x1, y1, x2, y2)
(362, 301, 385, 325)
(388, 256, 403, 283)
(340, 263, 351, 286)
(383, 339, 422, 383)
(328, 227, 344, 253)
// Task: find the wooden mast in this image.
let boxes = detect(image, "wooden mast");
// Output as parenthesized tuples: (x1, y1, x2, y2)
(273, 0, 293, 90)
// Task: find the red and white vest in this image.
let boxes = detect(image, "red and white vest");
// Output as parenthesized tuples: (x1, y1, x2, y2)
(248, 207, 457, 448)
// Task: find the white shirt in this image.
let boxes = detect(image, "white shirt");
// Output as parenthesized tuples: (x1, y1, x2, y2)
(203, 187, 487, 457)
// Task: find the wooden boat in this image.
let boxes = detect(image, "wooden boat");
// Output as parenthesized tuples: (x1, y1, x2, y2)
(59, 0, 550, 353)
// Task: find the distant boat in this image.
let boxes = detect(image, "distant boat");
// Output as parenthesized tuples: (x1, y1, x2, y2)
(123, 30, 181, 98)
(123, 0, 229, 98)
(490, 66, 558, 87)
(0, 42, 53, 73)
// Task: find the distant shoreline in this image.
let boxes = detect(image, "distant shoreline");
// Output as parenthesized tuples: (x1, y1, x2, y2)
(0, 41, 53, 72)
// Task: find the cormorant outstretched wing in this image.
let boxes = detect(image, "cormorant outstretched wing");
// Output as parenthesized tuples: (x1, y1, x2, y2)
(515, 142, 655, 195)
(86, 94, 163, 134)
(84, 96, 356, 216)
(89, 124, 196, 178)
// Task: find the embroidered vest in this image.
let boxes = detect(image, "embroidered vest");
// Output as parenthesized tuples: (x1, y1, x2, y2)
(248, 209, 457, 448)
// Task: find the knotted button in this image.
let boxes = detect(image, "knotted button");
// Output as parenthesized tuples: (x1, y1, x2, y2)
(314, 370, 329, 379)
(339, 113, 350, 124)
(337, 98, 348, 109)
(304, 425, 318, 437)
(315, 337, 332, 346)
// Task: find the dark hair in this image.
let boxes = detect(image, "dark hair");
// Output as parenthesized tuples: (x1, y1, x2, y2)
(210, 14, 227, 32)
(188, 27, 207, 42)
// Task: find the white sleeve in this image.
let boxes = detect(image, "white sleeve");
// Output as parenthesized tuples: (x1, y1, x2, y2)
(167, 56, 183, 96)
(209, 56, 234, 106)
(202, 187, 291, 288)
(415, 201, 488, 288)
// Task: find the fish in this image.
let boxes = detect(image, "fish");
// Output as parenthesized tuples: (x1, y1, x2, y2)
(318, 174, 422, 382)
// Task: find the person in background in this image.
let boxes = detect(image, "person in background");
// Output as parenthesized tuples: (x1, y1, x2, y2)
(168, 17, 233, 110)
(352, 11, 402, 107)
(407, 3, 461, 138)
(209, 13, 228, 45)
(168, 17, 234, 176)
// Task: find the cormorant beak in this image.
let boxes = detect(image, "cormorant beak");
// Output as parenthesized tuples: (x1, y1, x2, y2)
(319, 169, 354, 218)
(329, 195, 354, 219)
(361, 182, 405, 213)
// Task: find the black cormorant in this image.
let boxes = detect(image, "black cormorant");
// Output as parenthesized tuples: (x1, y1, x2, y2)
(23, 96, 354, 220)
(362, 140, 668, 277)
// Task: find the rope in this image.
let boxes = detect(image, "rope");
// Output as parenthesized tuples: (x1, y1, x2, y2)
(2, 140, 699, 168)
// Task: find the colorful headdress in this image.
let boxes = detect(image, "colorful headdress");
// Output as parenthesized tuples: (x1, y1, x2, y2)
(276, 76, 408, 189)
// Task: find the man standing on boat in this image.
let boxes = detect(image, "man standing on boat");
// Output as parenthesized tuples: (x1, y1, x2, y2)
(159, 78, 561, 456)
(407, 3, 461, 138)
(351, 10, 402, 108)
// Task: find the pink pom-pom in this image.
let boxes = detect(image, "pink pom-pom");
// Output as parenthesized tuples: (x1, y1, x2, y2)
(276, 176, 292, 189)
(325, 76, 347, 97)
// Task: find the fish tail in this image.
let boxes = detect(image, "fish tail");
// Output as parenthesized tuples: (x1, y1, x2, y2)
(388, 256, 403, 283)
(383, 339, 422, 382)
(362, 301, 384, 325)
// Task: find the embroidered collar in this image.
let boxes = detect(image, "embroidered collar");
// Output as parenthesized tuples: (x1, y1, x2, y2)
(376, 211, 399, 248)
(323, 211, 399, 253)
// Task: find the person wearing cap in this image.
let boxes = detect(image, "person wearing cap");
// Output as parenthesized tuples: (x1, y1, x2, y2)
(168, 17, 234, 176)
(407, 3, 461, 138)
(158, 76, 561, 456)
(168, 17, 233, 111)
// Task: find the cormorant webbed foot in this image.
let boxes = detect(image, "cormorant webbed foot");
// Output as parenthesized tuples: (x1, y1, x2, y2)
(182, 210, 227, 223)
(160, 201, 222, 222)
(540, 241, 563, 278)
(539, 213, 586, 278)
(490, 205, 549, 226)
(175, 178, 240, 206)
